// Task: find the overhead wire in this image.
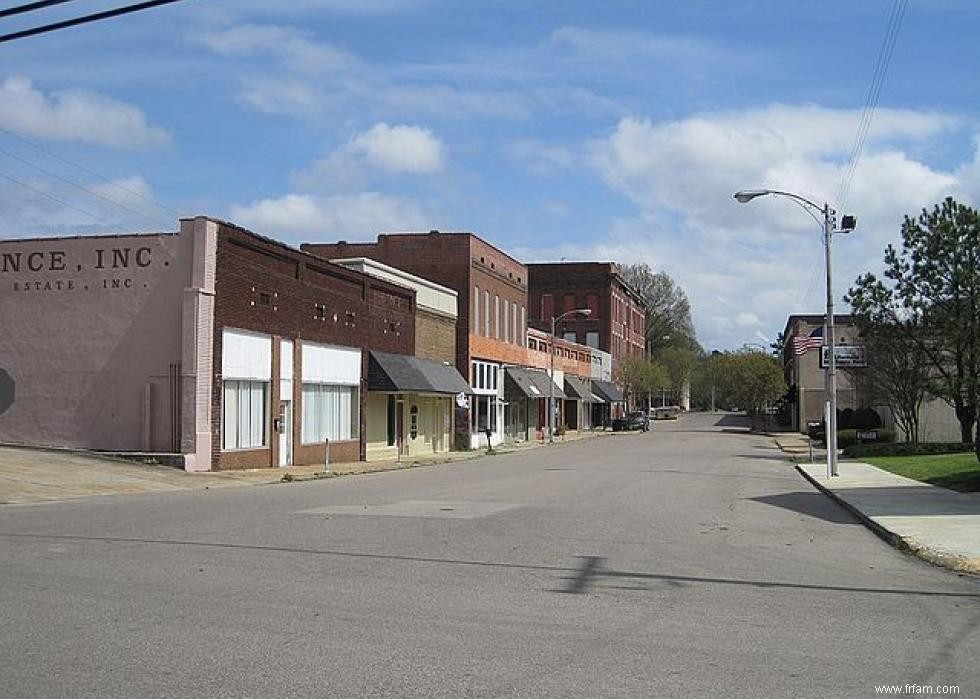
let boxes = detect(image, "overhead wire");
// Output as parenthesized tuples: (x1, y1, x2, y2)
(0, 171, 130, 232)
(0, 0, 80, 20)
(0, 144, 173, 230)
(0, 125, 184, 223)
(796, 0, 908, 315)
(835, 0, 908, 209)
(0, 0, 189, 44)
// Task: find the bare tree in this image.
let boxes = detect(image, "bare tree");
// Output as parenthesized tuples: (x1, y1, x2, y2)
(618, 263, 697, 353)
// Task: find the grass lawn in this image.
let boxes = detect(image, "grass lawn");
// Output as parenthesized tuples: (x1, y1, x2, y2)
(863, 452, 980, 493)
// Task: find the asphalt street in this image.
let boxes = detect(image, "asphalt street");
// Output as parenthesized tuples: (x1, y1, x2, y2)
(1, 413, 977, 698)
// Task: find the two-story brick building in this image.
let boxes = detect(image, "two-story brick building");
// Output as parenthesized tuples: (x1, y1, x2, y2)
(527, 262, 644, 415)
(304, 231, 531, 449)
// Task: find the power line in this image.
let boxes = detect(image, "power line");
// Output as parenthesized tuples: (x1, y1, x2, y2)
(0, 143, 172, 229)
(0, 171, 128, 232)
(0, 0, 79, 20)
(836, 0, 908, 208)
(0, 0, 188, 44)
(0, 125, 184, 218)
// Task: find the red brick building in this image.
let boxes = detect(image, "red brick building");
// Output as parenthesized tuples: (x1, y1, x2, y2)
(526, 262, 647, 374)
(303, 231, 529, 448)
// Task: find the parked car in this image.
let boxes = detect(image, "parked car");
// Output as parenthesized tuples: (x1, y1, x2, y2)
(613, 411, 650, 432)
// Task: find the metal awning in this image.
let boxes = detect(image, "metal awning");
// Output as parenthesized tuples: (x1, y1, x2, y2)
(564, 374, 596, 401)
(368, 351, 472, 395)
(504, 366, 566, 400)
(591, 379, 625, 403)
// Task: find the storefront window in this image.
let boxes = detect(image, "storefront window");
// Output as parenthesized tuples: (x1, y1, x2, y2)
(302, 384, 359, 443)
(222, 380, 267, 450)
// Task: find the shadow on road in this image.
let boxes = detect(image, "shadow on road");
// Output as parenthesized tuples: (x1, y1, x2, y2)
(5, 532, 975, 600)
(750, 491, 861, 525)
(713, 413, 751, 428)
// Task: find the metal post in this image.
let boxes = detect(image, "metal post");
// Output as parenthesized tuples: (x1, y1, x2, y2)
(824, 203, 839, 477)
(323, 437, 330, 475)
(549, 316, 555, 444)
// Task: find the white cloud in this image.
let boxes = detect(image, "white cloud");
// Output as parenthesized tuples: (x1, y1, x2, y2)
(191, 24, 360, 76)
(507, 139, 575, 174)
(348, 123, 446, 174)
(539, 104, 971, 350)
(0, 77, 170, 149)
(0, 174, 168, 236)
(229, 191, 430, 242)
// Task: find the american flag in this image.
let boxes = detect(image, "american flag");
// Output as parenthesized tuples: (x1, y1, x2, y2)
(792, 332, 824, 356)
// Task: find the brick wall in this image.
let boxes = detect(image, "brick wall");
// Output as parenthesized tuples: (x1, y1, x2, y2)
(212, 221, 416, 470)
(303, 231, 529, 378)
(416, 309, 455, 364)
(528, 262, 646, 373)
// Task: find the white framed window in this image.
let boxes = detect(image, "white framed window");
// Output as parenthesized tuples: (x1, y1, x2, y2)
(223, 380, 268, 450)
(302, 384, 359, 443)
(520, 306, 526, 346)
(484, 290, 490, 336)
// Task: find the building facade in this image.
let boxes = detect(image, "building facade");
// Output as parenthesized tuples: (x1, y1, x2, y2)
(526, 262, 646, 375)
(304, 231, 530, 449)
(781, 314, 865, 433)
(328, 257, 465, 460)
(0, 217, 471, 471)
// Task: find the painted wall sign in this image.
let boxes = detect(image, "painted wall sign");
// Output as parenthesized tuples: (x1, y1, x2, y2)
(1, 245, 165, 294)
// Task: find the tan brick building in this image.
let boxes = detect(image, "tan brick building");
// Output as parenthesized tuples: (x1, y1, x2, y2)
(781, 314, 864, 433)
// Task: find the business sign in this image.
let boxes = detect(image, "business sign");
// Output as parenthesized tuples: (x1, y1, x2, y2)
(820, 345, 867, 368)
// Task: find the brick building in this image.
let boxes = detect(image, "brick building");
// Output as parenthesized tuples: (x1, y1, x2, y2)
(526, 262, 646, 377)
(304, 231, 530, 449)
(0, 217, 468, 470)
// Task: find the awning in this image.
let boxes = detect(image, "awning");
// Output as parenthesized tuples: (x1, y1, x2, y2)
(564, 374, 596, 401)
(592, 379, 625, 403)
(368, 351, 472, 395)
(504, 366, 566, 400)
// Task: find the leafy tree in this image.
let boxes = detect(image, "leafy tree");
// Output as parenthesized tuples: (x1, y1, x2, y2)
(618, 263, 698, 353)
(657, 346, 698, 406)
(846, 197, 980, 461)
(615, 357, 668, 409)
(712, 350, 786, 429)
(846, 319, 931, 443)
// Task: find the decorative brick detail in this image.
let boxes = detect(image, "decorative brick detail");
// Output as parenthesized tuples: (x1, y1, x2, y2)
(209, 220, 416, 470)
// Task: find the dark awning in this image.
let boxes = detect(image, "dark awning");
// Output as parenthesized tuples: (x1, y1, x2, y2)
(504, 366, 566, 400)
(368, 351, 472, 395)
(592, 379, 625, 403)
(564, 374, 596, 401)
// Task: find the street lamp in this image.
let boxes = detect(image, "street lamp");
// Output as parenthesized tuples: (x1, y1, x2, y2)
(550, 308, 592, 444)
(733, 189, 856, 478)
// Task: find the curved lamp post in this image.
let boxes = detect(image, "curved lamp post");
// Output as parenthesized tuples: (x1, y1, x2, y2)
(550, 308, 592, 444)
(733, 189, 855, 478)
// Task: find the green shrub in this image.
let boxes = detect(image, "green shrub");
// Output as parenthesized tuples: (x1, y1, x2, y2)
(843, 441, 974, 459)
(837, 428, 895, 449)
(851, 407, 883, 430)
(838, 408, 855, 430)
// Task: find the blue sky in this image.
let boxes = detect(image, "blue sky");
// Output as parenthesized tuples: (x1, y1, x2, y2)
(2, 0, 979, 350)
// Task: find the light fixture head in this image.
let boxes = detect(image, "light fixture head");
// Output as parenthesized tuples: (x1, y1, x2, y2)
(733, 189, 771, 204)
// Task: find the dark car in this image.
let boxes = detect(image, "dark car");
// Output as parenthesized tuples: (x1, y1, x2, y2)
(613, 411, 650, 432)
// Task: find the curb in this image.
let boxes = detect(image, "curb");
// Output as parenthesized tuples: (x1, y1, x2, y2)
(795, 464, 980, 576)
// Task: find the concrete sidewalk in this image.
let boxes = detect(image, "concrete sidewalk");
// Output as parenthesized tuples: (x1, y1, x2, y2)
(0, 430, 610, 506)
(797, 461, 980, 575)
